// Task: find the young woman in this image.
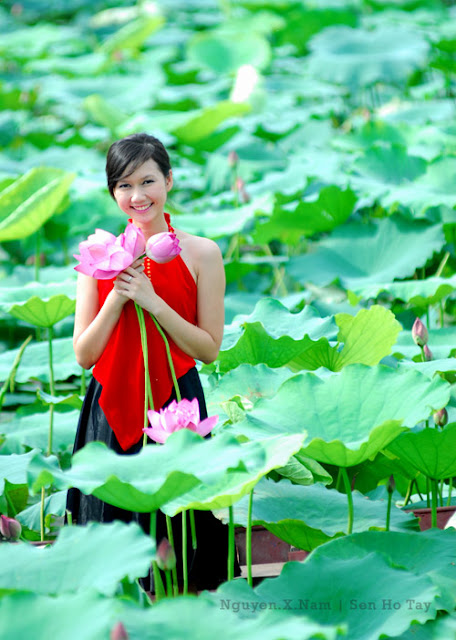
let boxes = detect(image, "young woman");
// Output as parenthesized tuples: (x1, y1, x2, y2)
(67, 132, 236, 591)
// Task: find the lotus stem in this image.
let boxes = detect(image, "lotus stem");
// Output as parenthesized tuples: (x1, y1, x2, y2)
(150, 511, 165, 601)
(447, 478, 453, 507)
(65, 509, 73, 526)
(227, 505, 235, 581)
(435, 250, 450, 277)
(386, 491, 392, 532)
(35, 229, 41, 282)
(165, 569, 173, 598)
(0, 334, 32, 409)
(439, 300, 445, 328)
(246, 489, 254, 588)
(403, 479, 413, 507)
(40, 487, 45, 542)
(80, 367, 86, 396)
(135, 304, 154, 446)
(149, 314, 181, 402)
(426, 477, 431, 507)
(340, 467, 354, 535)
(431, 479, 438, 528)
(182, 512, 188, 595)
(165, 514, 178, 597)
(47, 326, 55, 456)
(189, 509, 197, 550)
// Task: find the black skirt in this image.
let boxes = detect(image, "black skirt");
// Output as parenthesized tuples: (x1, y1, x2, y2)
(66, 367, 239, 591)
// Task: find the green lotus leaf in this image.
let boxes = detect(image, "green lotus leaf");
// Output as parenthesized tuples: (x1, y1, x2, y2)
(210, 539, 438, 639)
(386, 422, 456, 480)
(273, 453, 332, 487)
(393, 328, 456, 360)
(176, 194, 273, 238)
(349, 275, 456, 307)
(0, 280, 77, 312)
(29, 431, 305, 513)
(253, 186, 356, 244)
(383, 157, 456, 212)
(188, 30, 271, 73)
(0, 337, 80, 384)
(286, 217, 445, 289)
(309, 528, 456, 614)
(121, 597, 343, 640)
(332, 120, 408, 153)
(0, 521, 154, 596)
(216, 478, 418, 551)
(0, 410, 77, 455)
(348, 145, 427, 202)
(334, 305, 402, 369)
(8, 294, 75, 328)
(161, 434, 306, 515)
(83, 94, 128, 131)
(98, 15, 164, 54)
(307, 25, 429, 86)
(205, 363, 295, 419)
(229, 364, 450, 466)
(37, 390, 83, 409)
(0, 592, 117, 640)
(219, 299, 337, 372)
(0, 167, 75, 241)
(173, 101, 251, 145)
(0, 449, 40, 494)
(17, 490, 67, 531)
(396, 359, 456, 378)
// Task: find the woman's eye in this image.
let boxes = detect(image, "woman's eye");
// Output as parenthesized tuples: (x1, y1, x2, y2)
(144, 179, 154, 184)
(118, 183, 129, 189)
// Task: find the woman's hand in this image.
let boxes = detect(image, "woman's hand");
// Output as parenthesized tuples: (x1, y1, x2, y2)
(113, 259, 158, 311)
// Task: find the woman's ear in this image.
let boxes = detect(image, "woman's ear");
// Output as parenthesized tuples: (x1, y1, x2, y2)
(166, 170, 173, 192)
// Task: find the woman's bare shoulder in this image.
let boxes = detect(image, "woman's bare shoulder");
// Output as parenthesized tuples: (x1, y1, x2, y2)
(175, 229, 222, 260)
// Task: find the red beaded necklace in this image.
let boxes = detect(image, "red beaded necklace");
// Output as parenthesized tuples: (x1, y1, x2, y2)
(144, 212, 174, 280)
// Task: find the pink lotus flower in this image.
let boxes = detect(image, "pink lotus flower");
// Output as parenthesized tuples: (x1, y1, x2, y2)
(74, 222, 145, 279)
(143, 398, 218, 444)
(0, 515, 21, 540)
(146, 232, 181, 264)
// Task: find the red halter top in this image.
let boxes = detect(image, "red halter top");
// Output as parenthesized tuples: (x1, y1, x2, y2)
(92, 214, 197, 451)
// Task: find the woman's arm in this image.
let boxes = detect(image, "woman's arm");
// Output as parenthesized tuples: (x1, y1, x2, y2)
(114, 238, 225, 364)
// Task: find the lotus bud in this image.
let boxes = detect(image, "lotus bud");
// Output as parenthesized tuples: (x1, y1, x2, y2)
(110, 622, 129, 640)
(156, 537, 176, 571)
(433, 407, 448, 428)
(423, 345, 433, 361)
(412, 318, 428, 347)
(233, 177, 250, 204)
(387, 475, 395, 494)
(228, 150, 239, 168)
(146, 232, 181, 264)
(0, 515, 22, 540)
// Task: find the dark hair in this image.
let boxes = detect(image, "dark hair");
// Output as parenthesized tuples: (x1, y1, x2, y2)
(106, 133, 171, 198)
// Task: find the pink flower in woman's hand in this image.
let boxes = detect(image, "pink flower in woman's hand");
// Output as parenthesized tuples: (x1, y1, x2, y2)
(143, 398, 218, 443)
(74, 223, 145, 279)
(146, 232, 181, 264)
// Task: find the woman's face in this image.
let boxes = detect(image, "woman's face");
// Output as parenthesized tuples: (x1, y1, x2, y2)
(113, 158, 173, 225)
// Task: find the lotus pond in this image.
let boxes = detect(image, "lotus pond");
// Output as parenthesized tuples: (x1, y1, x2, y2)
(1, 0, 456, 638)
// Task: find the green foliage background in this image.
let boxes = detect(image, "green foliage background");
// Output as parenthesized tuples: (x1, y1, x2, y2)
(1, 0, 456, 638)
